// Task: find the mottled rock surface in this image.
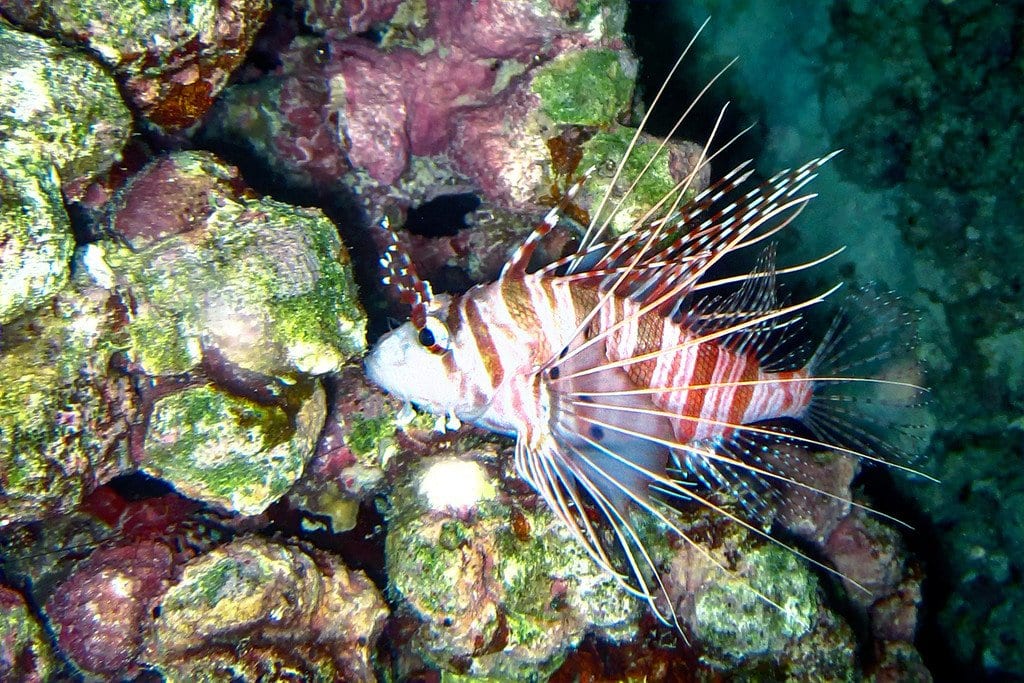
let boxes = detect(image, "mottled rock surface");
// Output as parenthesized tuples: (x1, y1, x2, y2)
(386, 446, 640, 679)
(2, 0, 269, 129)
(0, 21, 130, 323)
(44, 531, 387, 680)
(0, 283, 133, 526)
(0, 585, 58, 681)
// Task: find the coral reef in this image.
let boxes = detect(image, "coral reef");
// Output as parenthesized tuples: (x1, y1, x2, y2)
(382, 434, 916, 680)
(204, 0, 633, 209)
(286, 363, 399, 533)
(0, 279, 134, 526)
(43, 514, 387, 678)
(142, 537, 387, 681)
(817, 1, 1024, 676)
(385, 443, 640, 679)
(142, 383, 325, 515)
(2, 149, 366, 526)
(0, 0, 980, 679)
(1, 0, 269, 129)
(0, 585, 58, 680)
(576, 129, 710, 236)
(0, 21, 131, 323)
(3, 485, 388, 680)
(96, 150, 366, 514)
(104, 151, 366, 377)
(677, 533, 858, 679)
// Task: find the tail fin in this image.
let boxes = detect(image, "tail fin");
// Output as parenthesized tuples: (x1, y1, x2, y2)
(803, 286, 933, 476)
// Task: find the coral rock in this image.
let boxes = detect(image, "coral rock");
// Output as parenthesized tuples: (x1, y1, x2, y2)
(288, 363, 399, 532)
(0, 21, 131, 196)
(103, 151, 366, 378)
(2, 0, 269, 129)
(298, 0, 403, 38)
(385, 447, 639, 679)
(42, 529, 387, 681)
(0, 22, 131, 323)
(143, 537, 388, 681)
(328, 39, 498, 185)
(0, 585, 59, 681)
(0, 283, 133, 527)
(45, 541, 176, 678)
(142, 382, 326, 516)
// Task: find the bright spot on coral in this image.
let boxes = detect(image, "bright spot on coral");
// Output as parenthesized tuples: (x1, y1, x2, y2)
(79, 243, 116, 289)
(417, 458, 495, 512)
(287, 339, 338, 375)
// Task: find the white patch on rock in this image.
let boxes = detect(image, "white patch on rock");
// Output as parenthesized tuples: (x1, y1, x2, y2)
(417, 458, 495, 511)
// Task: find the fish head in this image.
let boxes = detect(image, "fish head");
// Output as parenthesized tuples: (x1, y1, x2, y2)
(365, 294, 468, 418)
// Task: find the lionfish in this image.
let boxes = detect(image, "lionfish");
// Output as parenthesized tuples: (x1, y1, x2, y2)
(365, 31, 927, 629)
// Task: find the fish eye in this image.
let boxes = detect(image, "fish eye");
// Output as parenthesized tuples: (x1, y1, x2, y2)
(418, 327, 435, 347)
(417, 316, 450, 354)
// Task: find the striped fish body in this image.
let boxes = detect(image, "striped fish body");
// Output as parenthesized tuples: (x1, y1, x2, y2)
(485, 276, 811, 439)
(368, 272, 809, 446)
(558, 280, 813, 441)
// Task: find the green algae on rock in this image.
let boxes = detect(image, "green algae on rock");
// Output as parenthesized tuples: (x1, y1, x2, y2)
(1, 0, 269, 129)
(0, 585, 59, 680)
(695, 545, 819, 662)
(531, 48, 636, 127)
(283, 364, 400, 535)
(143, 537, 387, 681)
(661, 510, 859, 679)
(0, 21, 131, 192)
(142, 383, 325, 515)
(0, 21, 131, 324)
(0, 283, 133, 527)
(102, 151, 366, 378)
(385, 451, 640, 679)
(3, 148, 366, 523)
(0, 166, 73, 326)
(577, 128, 708, 236)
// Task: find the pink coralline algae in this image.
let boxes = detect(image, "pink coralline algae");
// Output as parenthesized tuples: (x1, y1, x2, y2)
(46, 540, 178, 677)
(298, 0, 405, 38)
(208, 0, 633, 210)
(109, 154, 250, 248)
(430, 0, 584, 60)
(776, 453, 929, 673)
(37, 487, 387, 680)
(329, 39, 498, 185)
(447, 82, 551, 208)
(39, 487, 212, 678)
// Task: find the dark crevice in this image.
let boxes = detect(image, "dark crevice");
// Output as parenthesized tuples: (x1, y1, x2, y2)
(403, 193, 481, 238)
(103, 471, 175, 501)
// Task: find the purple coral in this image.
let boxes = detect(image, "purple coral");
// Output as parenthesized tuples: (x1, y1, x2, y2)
(46, 541, 177, 677)
(208, 0, 631, 214)
(328, 38, 497, 184)
(298, 0, 404, 37)
(39, 486, 387, 680)
(431, 0, 582, 60)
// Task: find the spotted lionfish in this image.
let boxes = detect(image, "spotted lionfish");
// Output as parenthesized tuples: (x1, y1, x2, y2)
(365, 30, 926, 629)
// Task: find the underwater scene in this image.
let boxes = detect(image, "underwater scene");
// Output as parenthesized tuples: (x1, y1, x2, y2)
(0, 0, 1021, 680)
